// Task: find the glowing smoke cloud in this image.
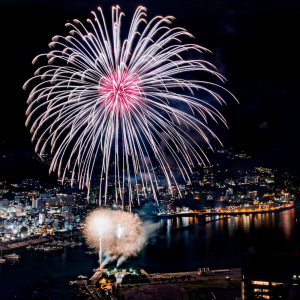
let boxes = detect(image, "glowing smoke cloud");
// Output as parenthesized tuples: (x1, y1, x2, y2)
(83, 208, 145, 267)
(24, 5, 237, 208)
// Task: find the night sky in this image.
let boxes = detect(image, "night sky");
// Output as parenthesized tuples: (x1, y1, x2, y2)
(0, 0, 300, 182)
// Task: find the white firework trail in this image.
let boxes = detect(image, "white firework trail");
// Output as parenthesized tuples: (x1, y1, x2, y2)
(23, 5, 237, 209)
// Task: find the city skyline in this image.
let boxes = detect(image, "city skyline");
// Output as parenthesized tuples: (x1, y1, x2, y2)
(1, 2, 300, 299)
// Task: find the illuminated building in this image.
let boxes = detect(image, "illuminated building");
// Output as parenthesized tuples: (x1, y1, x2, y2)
(0, 200, 9, 207)
(244, 174, 250, 184)
(39, 213, 45, 225)
(32, 198, 46, 212)
(53, 218, 59, 231)
(55, 194, 75, 206)
(62, 205, 73, 220)
(250, 176, 259, 184)
(203, 166, 215, 186)
(226, 187, 234, 200)
(281, 192, 290, 203)
(247, 190, 257, 199)
(242, 253, 300, 299)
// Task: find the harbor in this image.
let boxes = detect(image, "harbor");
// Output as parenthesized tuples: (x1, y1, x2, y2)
(0, 230, 82, 252)
(1, 208, 299, 299)
(0, 230, 84, 267)
(204, 203, 300, 216)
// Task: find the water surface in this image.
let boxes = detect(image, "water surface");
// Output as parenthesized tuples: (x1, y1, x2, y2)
(1, 208, 300, 299)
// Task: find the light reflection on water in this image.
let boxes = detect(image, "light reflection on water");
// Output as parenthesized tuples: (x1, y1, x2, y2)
(141, 208, 300, 270)
(182, 217, 189, 227)
(198, 210, 296, 242)
(1, 208, 300, 299)
(280, 209, 295, 241)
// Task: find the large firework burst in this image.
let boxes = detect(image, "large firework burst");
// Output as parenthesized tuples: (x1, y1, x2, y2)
(24, 5, 236, 208)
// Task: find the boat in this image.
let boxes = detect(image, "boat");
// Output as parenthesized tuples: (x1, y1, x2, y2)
(44, 247, 51, 252)
(26, 245, 32, 250)
(77, 275, 88, 279)
(5, 253, 20, 259)
(85, 251, 93, 255)
(76, 242, 83, 246)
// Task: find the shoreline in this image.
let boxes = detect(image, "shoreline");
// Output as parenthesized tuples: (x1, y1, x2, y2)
(1, 205, 299, 251)
(153, 212, 198, 218)
(204, 203, 300, 216)
(0, 230, 82, 251)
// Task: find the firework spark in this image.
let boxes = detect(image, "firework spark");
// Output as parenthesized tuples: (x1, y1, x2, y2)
(24, 5, 237, 208)
(83, 208, 145, 268)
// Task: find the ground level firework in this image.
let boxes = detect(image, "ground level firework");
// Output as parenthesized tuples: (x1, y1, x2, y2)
(83, 208, 145, 268)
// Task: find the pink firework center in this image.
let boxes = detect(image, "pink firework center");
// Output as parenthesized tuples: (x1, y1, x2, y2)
(99, 72, 141, 111)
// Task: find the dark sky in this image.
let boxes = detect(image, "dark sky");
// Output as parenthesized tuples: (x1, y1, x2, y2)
(0, 0, 299, 182)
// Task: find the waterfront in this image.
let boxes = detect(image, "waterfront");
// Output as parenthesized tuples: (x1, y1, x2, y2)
(1, 207, 300, 299)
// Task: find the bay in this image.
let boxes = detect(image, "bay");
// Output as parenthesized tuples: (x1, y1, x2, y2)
(1, 208, 300, 299)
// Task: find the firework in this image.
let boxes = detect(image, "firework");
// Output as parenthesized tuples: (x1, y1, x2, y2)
(24, 5, 237, 209)
(83, 208, 145, 268)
